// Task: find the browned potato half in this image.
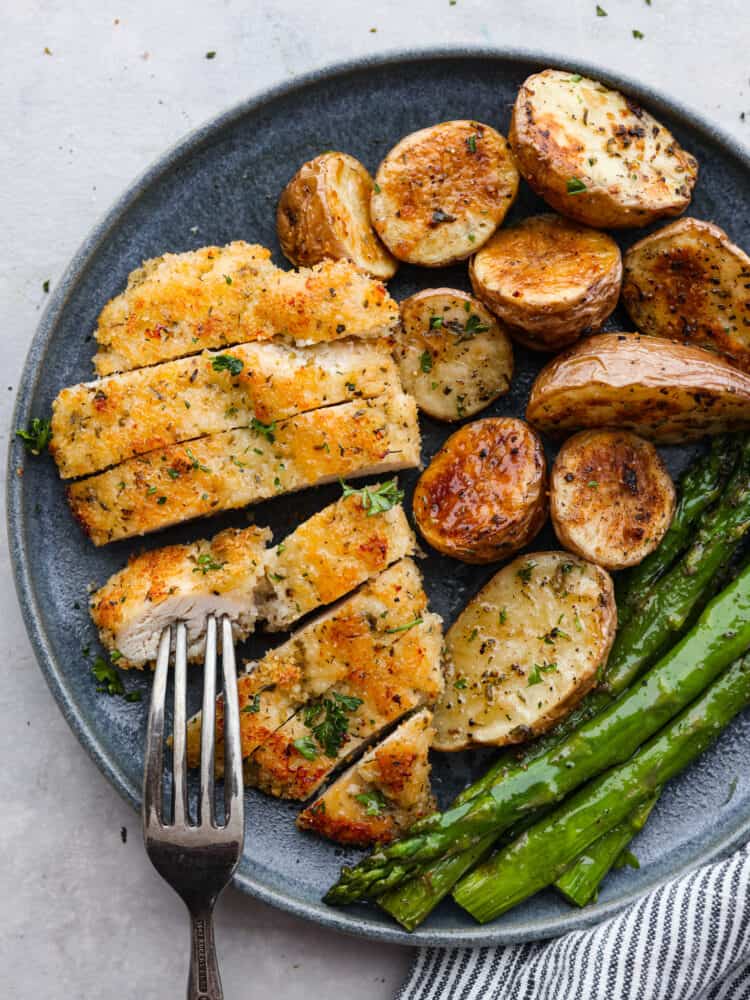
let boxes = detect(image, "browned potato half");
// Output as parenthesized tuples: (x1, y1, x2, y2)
(509, 69, 698, 229)
(370, 120, 519, 266)
(394, 289, 513, 421)
(433, 552, 616, 750)
(550, 430, 675, 570)
(469, 214, 622, 351)
(526, 332, 750, 443)
(277, 152, 398, 280)
(622, 218, 750, 371)
(412, 417, 547, 563)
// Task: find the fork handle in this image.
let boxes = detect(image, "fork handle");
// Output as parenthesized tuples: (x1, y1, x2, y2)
(187, 903, 223, 999)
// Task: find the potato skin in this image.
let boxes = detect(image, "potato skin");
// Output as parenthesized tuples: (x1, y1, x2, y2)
(433, 551, 616, 750)
(469, 214, 622, 351)
(394, 288, 514, 421)
(509, 69, 698, 229)
(277, 152, 397, 280)
(622, 218, 750, 371)
(370, 120, 519, 266)
(412, 417, 548, 564)
(550, 430, 676, 570)
(526, 332, 750, 443)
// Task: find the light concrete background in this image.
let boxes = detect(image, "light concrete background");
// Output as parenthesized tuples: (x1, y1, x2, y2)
(2, 1, 749, 997)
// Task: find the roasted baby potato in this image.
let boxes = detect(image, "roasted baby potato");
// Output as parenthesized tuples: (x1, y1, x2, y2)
(394, 289, 513, 421)
(550, 430, 676, 570)
(526, 332, 750, 443)
(412, 417, 547, 563)
(277, 152, 398, 280)
(509, 69, 698, 229)
(433, 551, 616, 750)
(370, 120, 519, 266)
(469, 214, 622, 351)
(622, 218, 750, 371)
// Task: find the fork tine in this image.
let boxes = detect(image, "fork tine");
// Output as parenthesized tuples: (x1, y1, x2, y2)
(171, 621, 189, 828)
(199, 615, 218, 826)
(143, 626, 171, 827)
(220, 615, 244, 831)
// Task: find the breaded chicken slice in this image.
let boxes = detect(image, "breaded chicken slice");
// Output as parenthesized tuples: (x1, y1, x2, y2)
(52, 340, 399, 479)
(185, 558, 430, 774)
(90, 487, 413, 669)
(89, 525, 270, 669)
(93, 242, 399, 375)
(67, 390, 420, 545)
(297, 709, 436, 846)
(257, 485, 414, 630)
(245, 610, 443, 801)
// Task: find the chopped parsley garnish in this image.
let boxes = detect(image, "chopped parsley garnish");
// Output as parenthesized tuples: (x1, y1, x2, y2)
(355, 789, 388, 816)
(186, 448, 210, 472)
(517, 560, 537, 583)
(466, 134, 477, 154)
(596, 4, 607, 15)
(588, 480, 599, 489)
(241, 693, 262, 714)
(464, 313, 490, 335)
(212, 353, 244, 375)
(373, 181, 381, 194)
(340, 478, 404, 516)
(429, 315, 444, 329)
(192, 553, 226, 574)
(16, 417, 52, 455)
(540, 627, 571, 644)
(499, 607, 507, 624)
(632, 28, 644, 38)
(205, 50, 216, 59)
(527, 661, 558, 686)
(92, 655, 141, 701)
(224, 274, 233, 285)
(454, 677, 468, 690)
(293, 736, 318, 760)
(567, 177, 587, 194)
(250, 417, 277, 442)
(420, 350, 433, 373)
(157, 496, 167, 505)
(303, 692, 364, 758)
(385, 617, 424, 635)
(569, 74, 583, 81)
(43, 279, 50, 293)
(167, 467, 181, 479)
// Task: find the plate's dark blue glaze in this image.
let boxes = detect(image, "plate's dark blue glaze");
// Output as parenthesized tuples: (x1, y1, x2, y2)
(8, 49, 750, 946)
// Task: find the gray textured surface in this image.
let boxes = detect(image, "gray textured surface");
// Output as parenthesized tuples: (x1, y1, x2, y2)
(3, 2, 750, 997)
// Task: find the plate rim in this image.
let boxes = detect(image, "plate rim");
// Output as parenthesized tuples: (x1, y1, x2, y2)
(8, 44, 750, 948)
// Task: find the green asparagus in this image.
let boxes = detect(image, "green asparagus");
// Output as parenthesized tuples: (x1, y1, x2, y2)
(324, 562, 750, 905)
(553, 793, 660, 907)
(454, 655, 750, 922)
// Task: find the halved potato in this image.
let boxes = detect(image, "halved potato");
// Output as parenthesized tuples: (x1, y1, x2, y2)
(277, 152, 398, 280)
(469, 214, 622, 351)
(433, 552, 616, 750)
(550, 430, 675, 570)
(412, 417, 547, 563)
(370, 120, 519, 266)
(394, 289, 513, 421)
(509, 69, 698, 229)
(526, 332, 750, 443)
(622, 218, 750, 371)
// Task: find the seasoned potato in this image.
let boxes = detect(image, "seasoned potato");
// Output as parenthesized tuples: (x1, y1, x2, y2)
(526, 332, 750, 443)
(433, 552, 616, 750)
(550, 430, 675, 570)
(622, 218, 750, 371)
(469, 214, 622, 351)
(370, 120, 519, 266)
(394, 289, 514, 421)
(277, 152, 397, 280)
(412, 417, 547, 563)
(509, 69, 698, 229)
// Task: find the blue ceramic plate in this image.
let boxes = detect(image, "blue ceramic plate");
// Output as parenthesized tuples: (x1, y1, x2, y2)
(8, 49, 750, 946)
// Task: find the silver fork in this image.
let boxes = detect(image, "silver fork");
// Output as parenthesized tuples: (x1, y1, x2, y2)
(143, 615, 244, 1000)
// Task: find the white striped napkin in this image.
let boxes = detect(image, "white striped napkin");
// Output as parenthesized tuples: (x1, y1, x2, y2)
(399, 844, 750, 1000)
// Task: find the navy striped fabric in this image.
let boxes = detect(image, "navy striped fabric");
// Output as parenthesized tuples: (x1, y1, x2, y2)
(399, 845, 750, 999)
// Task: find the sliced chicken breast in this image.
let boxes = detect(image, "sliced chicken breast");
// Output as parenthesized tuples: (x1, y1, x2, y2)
(90, 487, 414, 669)
(245, 611, 443, 801)
(90, 525, 271, 669)
(185, 558, 433, 774)
(52, 340, 399, 479)
(93, 242, 399, 375)
(297, 709, 436, 846)
(67, 391, 420, 545)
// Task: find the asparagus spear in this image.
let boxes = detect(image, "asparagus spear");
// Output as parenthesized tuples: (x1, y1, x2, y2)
(324, 562, 750, 905)
(454, 655, 750, 922)
(553, 793, 659, 907)
(616, 436, 737, 627)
